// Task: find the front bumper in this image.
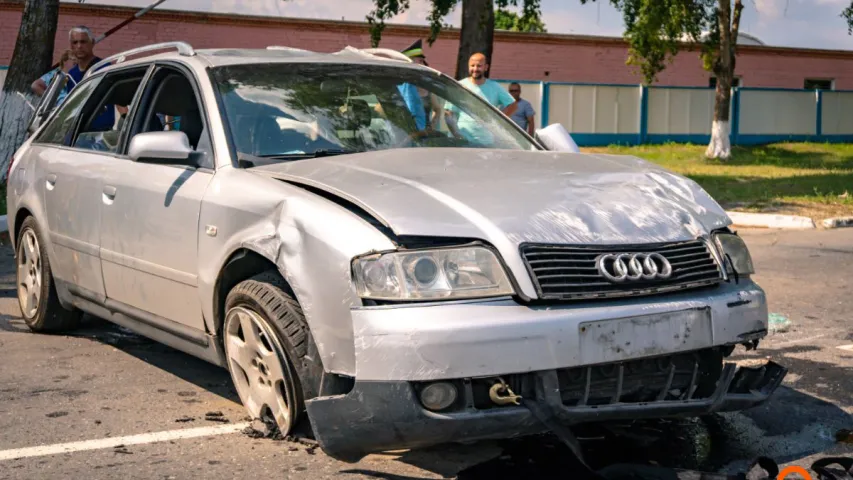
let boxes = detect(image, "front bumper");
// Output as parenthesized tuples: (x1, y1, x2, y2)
(307, 278, 784, 462)
(306, 358, 787, 462)
(351, 280, 769, 381)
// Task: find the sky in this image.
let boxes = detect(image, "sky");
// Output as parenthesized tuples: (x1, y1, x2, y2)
(74, 0, 853, 51)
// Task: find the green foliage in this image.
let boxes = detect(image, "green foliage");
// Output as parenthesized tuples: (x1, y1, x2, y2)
(580, 0, 716, 85)
(364, 0, 543, 47)
(844, 1, 853, 34)
(495, 6, 547, 32)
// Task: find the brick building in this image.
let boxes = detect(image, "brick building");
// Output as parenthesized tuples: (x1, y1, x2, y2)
(1, 1, 853, 90)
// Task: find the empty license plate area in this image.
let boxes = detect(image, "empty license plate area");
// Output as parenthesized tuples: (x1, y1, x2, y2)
(578, 308, 713, 366)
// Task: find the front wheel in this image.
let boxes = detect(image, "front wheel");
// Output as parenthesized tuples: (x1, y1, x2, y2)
(16, 216, 81, 333)
(223, 272, 315, 437)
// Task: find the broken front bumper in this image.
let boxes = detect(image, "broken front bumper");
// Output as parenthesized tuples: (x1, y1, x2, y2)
(306, 279, 786, 462)
(305, 358, 787, 462)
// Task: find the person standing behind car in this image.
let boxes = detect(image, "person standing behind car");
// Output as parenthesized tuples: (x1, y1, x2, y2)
(445, 52, 515, 143)
(65, 26, 121, 131)
(506, 82, 536, 136)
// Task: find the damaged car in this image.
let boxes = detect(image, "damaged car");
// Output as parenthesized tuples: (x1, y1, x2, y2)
(7, 41, 786, 462)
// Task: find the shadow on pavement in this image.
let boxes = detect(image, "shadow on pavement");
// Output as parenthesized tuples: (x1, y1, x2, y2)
(66, 315, 241, 404)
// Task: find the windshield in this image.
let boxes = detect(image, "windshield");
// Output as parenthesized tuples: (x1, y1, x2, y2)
(209, 62, 538, 160)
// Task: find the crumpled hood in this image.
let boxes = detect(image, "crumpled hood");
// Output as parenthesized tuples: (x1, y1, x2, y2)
(252, 148, 731, 246)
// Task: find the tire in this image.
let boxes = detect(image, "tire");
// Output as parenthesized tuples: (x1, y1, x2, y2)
(15, 216, 82, 333)
(223, 271, 322, 437)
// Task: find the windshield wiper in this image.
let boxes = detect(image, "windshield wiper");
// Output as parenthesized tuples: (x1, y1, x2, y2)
(260, 149, 354, 159)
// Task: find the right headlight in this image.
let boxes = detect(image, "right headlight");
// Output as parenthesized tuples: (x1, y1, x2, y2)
(713, 232, 755, 276)
(352, 246, 515, 301)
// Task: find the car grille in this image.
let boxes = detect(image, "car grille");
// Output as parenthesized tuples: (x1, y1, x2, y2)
(520, 239, 723, 301)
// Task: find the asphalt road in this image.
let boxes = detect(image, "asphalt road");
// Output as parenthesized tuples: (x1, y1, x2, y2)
(0, 228, 852, 479)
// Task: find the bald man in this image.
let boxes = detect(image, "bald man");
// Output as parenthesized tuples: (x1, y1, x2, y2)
(445, 53, 517, 142)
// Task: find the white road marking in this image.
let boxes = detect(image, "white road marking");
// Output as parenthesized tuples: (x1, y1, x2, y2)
(0, 422, 251, 462)
(837, 344, 853, 352)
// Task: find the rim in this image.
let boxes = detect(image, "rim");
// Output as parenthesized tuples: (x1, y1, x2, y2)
(224, 306, 298, 434)
(17, 229, 42, 319)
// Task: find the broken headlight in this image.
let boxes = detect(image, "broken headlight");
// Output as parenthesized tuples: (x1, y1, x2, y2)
(714, 233, 755, 276)
(352, 246, 515, 301)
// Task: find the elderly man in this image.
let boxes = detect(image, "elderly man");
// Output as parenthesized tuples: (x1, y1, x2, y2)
(445, 52, 515, 143)
(64, 26, 120, 130)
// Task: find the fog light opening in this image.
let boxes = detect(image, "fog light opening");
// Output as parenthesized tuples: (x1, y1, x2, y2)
(419, 382, 458, 411)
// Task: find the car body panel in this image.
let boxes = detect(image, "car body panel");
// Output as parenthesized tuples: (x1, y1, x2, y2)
(195, 168, 397, 375)
(350, 280, 766, 381)
(98, 160, 214, 332)
(37, 145, 110, 301)
(252, 148, 731, 299)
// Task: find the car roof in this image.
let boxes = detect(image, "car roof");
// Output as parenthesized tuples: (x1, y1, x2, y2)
(88, 43, 436, 77)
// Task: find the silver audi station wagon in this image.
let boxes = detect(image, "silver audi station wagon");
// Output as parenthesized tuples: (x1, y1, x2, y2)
(7, 42, 786, 461)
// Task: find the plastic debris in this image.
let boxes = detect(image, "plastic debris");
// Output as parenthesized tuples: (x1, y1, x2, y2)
(768, 313, 792, 334)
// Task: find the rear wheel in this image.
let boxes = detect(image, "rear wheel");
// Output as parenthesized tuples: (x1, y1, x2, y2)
(223, 271, 316, 437)
(16, 216, 82, 332)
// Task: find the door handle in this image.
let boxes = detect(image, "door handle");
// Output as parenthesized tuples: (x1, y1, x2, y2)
(102, 185, 117, 205)
(46, 174, 57, 191)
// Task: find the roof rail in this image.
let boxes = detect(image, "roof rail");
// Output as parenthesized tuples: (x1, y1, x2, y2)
(335, 46, 413, 63)
(266, 46, 314, 54)
(84, 41, 196, 79)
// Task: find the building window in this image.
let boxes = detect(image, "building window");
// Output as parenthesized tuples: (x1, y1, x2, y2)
(804, 79, 834, 90)
(709, 77, 742, 88)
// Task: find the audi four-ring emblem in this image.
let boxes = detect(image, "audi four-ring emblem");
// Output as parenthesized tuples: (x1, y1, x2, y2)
(596, 253, 673, 283)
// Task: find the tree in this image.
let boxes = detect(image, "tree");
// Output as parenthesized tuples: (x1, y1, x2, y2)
(364, 0, 542, 79)
(495, 6, 547, 32)
(845, 1, 853, 33)
(0, 0, 61, 180)
(581, 0, 739, 160)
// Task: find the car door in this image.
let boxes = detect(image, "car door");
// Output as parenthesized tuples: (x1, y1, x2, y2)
(30, 74, 111, 301)
(97, 63, 215, 332)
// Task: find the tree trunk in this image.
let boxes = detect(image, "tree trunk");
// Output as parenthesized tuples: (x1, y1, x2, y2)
(1, 0, 60, 181)
(706, 0, 743, 160)
(455, 0, 495, 80)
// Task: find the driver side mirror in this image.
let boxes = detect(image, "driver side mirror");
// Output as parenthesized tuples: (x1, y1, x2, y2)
(534, 123, 580, 153)
(128, 131, 196, 166)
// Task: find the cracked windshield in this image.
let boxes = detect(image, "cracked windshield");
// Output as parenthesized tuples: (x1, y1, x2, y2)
(210, 63, 537, 162)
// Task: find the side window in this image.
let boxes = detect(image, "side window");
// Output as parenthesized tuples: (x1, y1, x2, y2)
(128, 66, 214, 168)
(73, 68, 148, 154)
(35, 78, 102, 146)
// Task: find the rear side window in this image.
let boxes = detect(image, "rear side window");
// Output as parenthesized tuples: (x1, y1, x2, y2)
(35, 78, 102, 146)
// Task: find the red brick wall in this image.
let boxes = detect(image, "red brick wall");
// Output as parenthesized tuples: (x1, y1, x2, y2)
(2, 3, 853, 89)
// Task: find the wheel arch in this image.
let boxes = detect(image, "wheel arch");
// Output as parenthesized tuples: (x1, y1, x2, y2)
(212, 247, 284, 337)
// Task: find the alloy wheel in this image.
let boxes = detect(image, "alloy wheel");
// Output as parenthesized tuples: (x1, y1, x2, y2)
(224, 306, 299, 435)
(17, 229, 42, 319)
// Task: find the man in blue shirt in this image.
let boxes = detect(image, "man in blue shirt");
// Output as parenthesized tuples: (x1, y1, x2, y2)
(445, 52, 515, 144)
(65, 26, 115, 131)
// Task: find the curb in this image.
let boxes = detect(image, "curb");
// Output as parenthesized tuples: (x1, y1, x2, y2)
(821, 216, 853, 229)
(726, 211, 816, 230)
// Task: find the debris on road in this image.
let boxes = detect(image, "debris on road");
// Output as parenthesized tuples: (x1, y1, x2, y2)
(45, 411, 68, 418)
(769, 313, 792, 334)
(175, 416, 195, 423)
(204, 411, 229, 423)
(113, 445, 133, 455)
(242, 418, 283, 440)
